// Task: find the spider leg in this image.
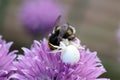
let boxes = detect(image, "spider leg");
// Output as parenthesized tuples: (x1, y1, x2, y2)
(70, 39, 84, 50)
(48, 43, 64, 54)
(60, 39, 70, 46)
(59, 41, 67, 49)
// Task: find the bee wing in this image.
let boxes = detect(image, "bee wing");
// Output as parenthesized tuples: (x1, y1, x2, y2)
(51, 15, 61, 33)
(54, 15, 61, 27)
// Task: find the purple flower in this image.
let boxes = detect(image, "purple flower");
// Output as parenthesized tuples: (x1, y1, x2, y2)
(0, 36, 17, 79)
(11, 39, 109, 80)
(19, 0, 65, 35)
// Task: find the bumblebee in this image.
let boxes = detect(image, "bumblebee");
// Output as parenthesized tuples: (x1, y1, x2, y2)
(48, 23, 76, 50)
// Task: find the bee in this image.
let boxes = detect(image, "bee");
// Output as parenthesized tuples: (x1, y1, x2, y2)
(48, 16, 76, 50)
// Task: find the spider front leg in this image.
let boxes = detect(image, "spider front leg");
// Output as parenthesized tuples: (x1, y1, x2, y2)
(48, 42, 65, 54)
(70, 38, 84, 50)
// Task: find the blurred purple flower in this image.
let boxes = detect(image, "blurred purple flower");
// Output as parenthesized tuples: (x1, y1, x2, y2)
(19, 0, 65, 35)
(0, 36, 17, 79)
(10, 39, 109, 80)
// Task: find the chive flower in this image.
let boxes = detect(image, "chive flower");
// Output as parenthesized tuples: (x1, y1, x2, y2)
(10, 38, 109, 80)
(19, 0, 65, 35)
(0, 36, 17, 80)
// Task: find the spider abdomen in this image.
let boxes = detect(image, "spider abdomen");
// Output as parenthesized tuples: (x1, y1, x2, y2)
(61, 45, 80, 64)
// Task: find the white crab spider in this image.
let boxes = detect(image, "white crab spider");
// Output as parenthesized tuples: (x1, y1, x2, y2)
(49, 38, 84, 65)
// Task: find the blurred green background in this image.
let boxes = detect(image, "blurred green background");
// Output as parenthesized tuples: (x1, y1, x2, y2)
(0, 0, 120, 79)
